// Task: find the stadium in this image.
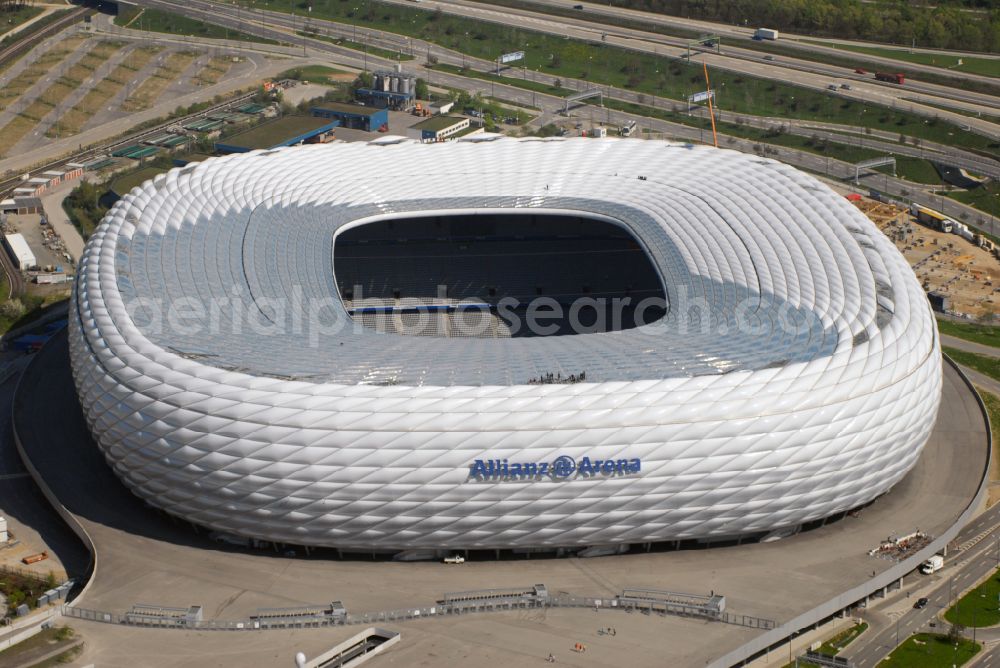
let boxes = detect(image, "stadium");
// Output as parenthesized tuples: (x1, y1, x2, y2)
(68, 137, 942, 552)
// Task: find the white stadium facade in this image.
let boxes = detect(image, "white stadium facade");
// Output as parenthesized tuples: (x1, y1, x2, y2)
(69, 137, 942, 551)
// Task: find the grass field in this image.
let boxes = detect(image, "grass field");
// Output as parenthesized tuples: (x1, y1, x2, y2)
(192, 56, 232, 86)
(119, 7, 280, 45)
(877, 633, 979, 667)
(0, 35, 87, 104)
(781, 622, 868, 668)
(422, 68, 952, 184)
(55, 46, 162, 137)
(278, 64, 351, 83)
(109, 166, 168, 195)
(576, 96, 910, 168)
(916, 99, 1000, 125)
(819, 622, 869, 656)
(977, 388, 1000, 488)
(231, 0, 1000, 159)
(297, 30, 414, 61)
(0, 113, 40, 156)
(429, 63, 575, 96)
(803, 40, 1000, 79)
(122, 51, 199, 112)
(946, 182, 1000, 221)
(943, 346, 1000, 382)
(468, 0, 1000, 98)
(881, 157, 944, 185)
(945, 567, 1000, 626)
(0, 5, 43, 37)
(0, 51, 102, 154)
(938, 319, 1000, 348)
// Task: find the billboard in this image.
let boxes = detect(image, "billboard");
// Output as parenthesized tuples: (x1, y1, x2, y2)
(687, 90, 715, 103)
(499, 51, 525, 64)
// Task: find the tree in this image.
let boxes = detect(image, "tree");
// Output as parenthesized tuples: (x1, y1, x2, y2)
(948, 622, 966, 644)
(415, 78, 429, 100)
(0, 299, 24, 321)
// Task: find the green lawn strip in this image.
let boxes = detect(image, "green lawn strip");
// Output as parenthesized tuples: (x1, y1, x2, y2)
(778, 622, 869, 668)
(278, 64, 352, 82)
(944, 346, 1000, 382)
(976, 388, 1000, 469)
(232, 0, 999, 157)
(880, 157, 944, 185)
(801, 40, 1000, 79)
(878, 633, 979, 667)
(945, 181, 1000, 221)
(296, 30, 413, 60)
(117, 7, 281, 45)
(944, 566, 1000, 627)
(434, 87, 534, 129)
(428, 63, 575, 97)
(939, 319, 1000, 349)
(820, 621, 869, 655)
(913, 99, 1000, 124)
(462, 0, 1000, 97)
(586, 97, 895, 164)
(0, 5, 43, 37)
(0, 626, 75, 661)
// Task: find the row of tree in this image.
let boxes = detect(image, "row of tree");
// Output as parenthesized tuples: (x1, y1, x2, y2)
(613, 0, 1000, 52)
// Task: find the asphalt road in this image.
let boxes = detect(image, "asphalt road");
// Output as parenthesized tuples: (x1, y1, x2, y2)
(120, 0, 1000, 210)
(458, 0, 1000, 103)
(390, 0, 1000, 136)
(943, 334, 1000, 359)
(152, 0, 1000, 183)
(844, 518, 1000, 667)
(142, 0, 1000, 136)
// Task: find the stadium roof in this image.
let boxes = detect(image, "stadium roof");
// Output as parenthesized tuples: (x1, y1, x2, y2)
(89, 138, 917, 387)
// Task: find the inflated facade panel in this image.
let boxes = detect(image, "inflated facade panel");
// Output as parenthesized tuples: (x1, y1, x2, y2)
(69, 138, 941, 549)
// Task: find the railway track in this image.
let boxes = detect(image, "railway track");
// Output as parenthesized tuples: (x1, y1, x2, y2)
(0, 6, 91, 70)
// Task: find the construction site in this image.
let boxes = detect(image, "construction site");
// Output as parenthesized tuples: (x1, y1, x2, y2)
(858, 197, 1000, 320)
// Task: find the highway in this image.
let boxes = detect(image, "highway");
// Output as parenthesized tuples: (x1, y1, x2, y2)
(21, 0, 986, 242)
(0, 0, 991, 243)
(843, 502, 1000, 667)
(466, 0, 1000, 91)
(129, 0, 1000, 182)
(374, 0, 1000, 135)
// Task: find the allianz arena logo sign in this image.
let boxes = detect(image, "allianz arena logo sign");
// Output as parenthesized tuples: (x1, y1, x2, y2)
(469, 455, 641, 482)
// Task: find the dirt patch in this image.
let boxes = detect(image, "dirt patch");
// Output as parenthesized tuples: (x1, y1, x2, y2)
(54, 45, 161, 137)
(858, 198, 1000, 318)
(121, 50, 198, 112)
(192, 55, 232, 86)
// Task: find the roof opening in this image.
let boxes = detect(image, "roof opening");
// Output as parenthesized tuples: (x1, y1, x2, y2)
(334, 213, 666, 338)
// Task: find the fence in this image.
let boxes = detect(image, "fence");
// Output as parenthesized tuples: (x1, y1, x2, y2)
(61, 590, 775, 633)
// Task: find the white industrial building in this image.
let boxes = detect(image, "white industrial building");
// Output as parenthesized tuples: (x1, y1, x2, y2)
(4, 233, 36, 269)
(69, 138, 941, 551)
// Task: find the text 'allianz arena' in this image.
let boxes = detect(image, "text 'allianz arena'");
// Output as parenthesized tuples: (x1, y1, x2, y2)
(69, 137, 942, 551)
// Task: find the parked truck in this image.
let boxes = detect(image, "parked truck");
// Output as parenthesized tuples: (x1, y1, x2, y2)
(875, 72, 905, 85)
(912, 204, 954, 233)
(754, 28, 779, 40)
(920, 554, 944, 574)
